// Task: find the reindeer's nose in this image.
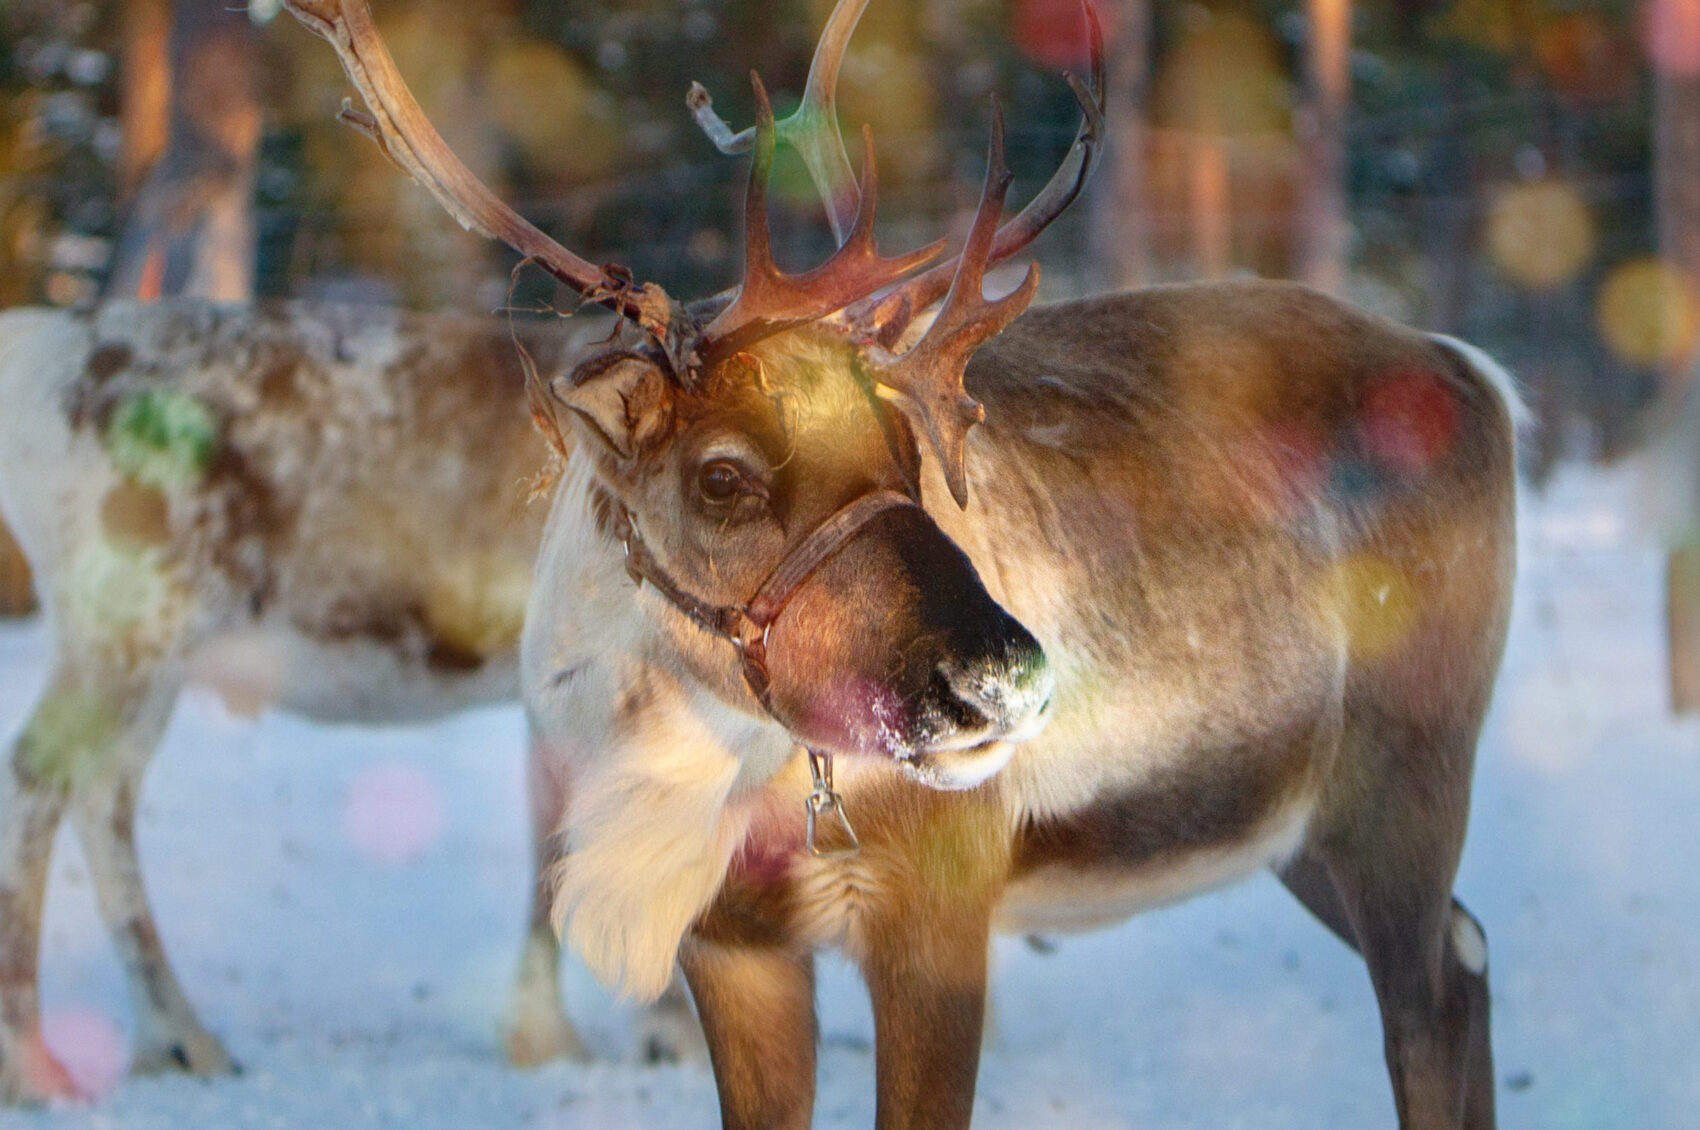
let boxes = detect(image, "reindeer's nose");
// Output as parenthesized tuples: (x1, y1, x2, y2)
(938, 620, 1053, 739)
(945, 638, 1047, 737)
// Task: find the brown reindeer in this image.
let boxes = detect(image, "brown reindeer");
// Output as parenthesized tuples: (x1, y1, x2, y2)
(0, 302, 713, 1103)
(285, 1, 1520, 1127)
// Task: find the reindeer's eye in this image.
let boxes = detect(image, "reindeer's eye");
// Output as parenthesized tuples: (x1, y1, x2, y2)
(698, 460, 747, 504)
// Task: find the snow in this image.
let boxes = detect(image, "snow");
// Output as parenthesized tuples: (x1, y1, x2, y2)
(2, 463, 1696, 1129)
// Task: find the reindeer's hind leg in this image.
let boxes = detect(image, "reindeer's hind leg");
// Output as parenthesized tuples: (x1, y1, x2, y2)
(68, 677, 236, 1079)
(1288, 727, 1496, 1130)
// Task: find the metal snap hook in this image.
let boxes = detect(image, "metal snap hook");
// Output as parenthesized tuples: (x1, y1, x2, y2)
(805, 748, 860, 859)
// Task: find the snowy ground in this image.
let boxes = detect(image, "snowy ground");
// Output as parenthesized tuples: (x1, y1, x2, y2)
(0, 462, 1696, 1130)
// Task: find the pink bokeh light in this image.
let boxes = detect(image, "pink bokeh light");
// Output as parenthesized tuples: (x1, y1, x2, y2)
(342, 760, 447, 866)
(1644, 0, 1700, 77)
(40, 1008, 127, 1101)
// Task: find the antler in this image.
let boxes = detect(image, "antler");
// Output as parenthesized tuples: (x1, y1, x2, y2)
(865, 101, 1039, 508)
(281, 0, 684, 351)
(687, 0, 869, 245)
(847, 2, 1107, 339)
(698, 75, 945, 364)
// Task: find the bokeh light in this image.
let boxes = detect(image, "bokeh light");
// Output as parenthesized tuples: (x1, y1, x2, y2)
(1644, 0, 1700, 77)
(103, 389, 217, 491)
(1360, 368, 1461, 475)
(60, 538, 178, 644)
(1538, 13, 1639, 101)
(40, 1008, 127, 1100)
(1153, 10, 1289, 137)
(1234, 422, 1327, 525)
(343, 760, 447, 866)
(1596, 256, 1700, 368)
(1012, 0, 1107, 70)
(1320, 554, 1417, 660)
(21, 687, 119, 789)
(1485, 179, 1596, 290)
(485, 41, 616, 181)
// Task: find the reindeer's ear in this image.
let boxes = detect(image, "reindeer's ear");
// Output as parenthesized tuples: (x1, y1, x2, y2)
(555, 356, 675, 462)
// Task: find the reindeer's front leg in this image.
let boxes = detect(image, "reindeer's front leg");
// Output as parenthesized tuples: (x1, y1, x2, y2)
(0, 738, 74, 1105)
(861, 903, 991, 1130)
(680, 938, 816, 1130)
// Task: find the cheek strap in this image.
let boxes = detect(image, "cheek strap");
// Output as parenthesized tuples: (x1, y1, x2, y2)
(611, 489, 919, 715)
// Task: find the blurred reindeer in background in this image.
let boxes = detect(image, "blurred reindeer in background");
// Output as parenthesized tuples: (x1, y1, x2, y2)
(287, 0, 1520, 1127)
(0, 301, 725, 1101)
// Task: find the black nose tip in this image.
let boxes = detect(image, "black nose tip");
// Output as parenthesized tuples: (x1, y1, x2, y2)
(936, 630, 1051, 734)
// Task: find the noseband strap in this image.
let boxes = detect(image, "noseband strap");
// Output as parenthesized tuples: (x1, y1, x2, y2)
(611, 489, 918, 714)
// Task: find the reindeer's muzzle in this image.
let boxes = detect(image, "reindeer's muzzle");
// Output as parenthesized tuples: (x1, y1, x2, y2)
(615, 488, 1051, 787)
(751, 500, 1053, 787)
(902, 606, 1053, 789)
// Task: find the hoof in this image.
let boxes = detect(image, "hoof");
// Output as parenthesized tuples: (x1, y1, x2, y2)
(503, 1008, 590, 1067)
(131, 1026, 239, 1080)
(636, 1005, 708, 1067)
(0, 1034, 84, 1107)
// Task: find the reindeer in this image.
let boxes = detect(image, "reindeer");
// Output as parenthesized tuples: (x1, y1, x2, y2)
(0, 301, 712, 1103)
(284, 1, 1520, 1127)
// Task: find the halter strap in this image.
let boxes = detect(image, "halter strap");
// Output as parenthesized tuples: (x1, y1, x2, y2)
(611, 489, 918, 714)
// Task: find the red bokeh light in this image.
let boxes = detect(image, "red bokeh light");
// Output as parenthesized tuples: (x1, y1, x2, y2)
(1361, 369, 1461, 476)
(1011, 0, 1109, 71)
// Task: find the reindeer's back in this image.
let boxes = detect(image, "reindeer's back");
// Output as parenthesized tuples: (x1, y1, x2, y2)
(957, 280, 1518, 842)
(0, 300, 578, 714)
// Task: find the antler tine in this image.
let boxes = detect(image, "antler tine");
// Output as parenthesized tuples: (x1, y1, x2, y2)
(868, 99, 1040, 508)
(847, 0, 1106, 337)
(282, 0, 677, 339)
(700, 74, 945, 364)
(687, 0, 869, 244)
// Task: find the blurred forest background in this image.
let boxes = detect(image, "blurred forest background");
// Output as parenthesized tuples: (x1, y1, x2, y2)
(0, 0, 1696, 633)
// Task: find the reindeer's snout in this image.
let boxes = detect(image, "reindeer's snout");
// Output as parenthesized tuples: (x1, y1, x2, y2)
(761, 504, 1052, 788)
(904, 615, 1053, 790)
(938, 628, 1052, 735)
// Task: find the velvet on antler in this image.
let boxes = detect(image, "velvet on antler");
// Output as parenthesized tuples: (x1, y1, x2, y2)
(861, 101, 1040, 507)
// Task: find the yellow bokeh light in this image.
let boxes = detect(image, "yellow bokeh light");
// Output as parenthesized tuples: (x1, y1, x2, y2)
(1320, 554, 1418, 661)
(1596, 257, 1700, 368)
(1485, 179, 1595, 289)
(486, 41, 616, 181)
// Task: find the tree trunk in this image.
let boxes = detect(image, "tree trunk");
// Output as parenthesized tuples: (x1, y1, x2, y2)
(1295, 0, 1350, 292)
(117, 0, 173, 203)
(1087, 0, 1153, 290)
(1654, 22, 1700, 712)
(104, 0, 262, 302)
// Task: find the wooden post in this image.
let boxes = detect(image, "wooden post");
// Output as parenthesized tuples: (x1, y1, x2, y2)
(104, 0, 262, 302)
(1654, 0, 1700, 712)
(117, 0, 173, 202)
(1088, 0, 1154, 290)
(1296, 0, 1350, 292)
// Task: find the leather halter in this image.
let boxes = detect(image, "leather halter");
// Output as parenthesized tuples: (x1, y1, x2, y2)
(610, 489, 918, 716)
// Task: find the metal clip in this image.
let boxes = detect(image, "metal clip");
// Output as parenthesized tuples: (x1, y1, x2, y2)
(804, 748, 860, 859)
